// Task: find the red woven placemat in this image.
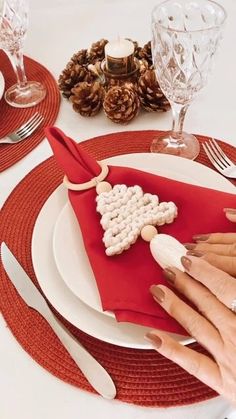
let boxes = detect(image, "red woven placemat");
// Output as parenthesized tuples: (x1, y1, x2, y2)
(0, 50, 60, 172)
(0, 131, 235, 407)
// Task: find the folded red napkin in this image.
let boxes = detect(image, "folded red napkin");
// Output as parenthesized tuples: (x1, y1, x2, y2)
(46, 127, 235, 336)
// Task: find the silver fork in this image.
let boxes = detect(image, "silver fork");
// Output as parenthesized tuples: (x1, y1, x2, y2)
(0, 112, 44, 144)
(202, 138, 236, 179)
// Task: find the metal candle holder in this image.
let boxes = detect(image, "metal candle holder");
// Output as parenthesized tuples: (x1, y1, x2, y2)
(101, 57, 140, 84)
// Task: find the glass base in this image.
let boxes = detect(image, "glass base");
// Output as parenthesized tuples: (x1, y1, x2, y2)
(150, 131, 200, 160)
(4, 81, 47, 108)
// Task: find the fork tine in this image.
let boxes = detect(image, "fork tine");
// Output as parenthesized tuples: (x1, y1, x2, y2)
(202, 143, 224, 172)
(15, 112, 39, 135)
(19, 115, 44, 139)
(17, 114, 42, 136)
(208, 139, 228, 168)
(206, 143, 226, 170)
(211, 138, 233, 167)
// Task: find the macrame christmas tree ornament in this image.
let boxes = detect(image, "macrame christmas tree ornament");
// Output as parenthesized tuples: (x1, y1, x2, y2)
(63, 160, 178, 258)
(96, 183, 177, 256)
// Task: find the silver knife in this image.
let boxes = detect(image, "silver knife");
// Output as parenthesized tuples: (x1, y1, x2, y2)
(1, 242, 116, 400)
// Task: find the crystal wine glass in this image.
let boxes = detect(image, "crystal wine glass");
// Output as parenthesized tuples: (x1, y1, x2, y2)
(0, 0, 46, 108)
(151, 0, 227, 159)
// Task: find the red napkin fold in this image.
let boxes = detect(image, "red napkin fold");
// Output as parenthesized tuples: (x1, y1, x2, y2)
(46, 127, 235, 336)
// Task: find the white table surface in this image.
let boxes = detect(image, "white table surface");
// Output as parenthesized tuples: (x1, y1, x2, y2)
(1, 0, 236, 418)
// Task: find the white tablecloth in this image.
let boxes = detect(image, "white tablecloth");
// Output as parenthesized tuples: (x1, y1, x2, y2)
(0, 0, 236, 418)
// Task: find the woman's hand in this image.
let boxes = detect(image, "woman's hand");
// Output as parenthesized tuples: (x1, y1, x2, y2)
(185, 208, 236, 276)
(146, 256, 236, 404)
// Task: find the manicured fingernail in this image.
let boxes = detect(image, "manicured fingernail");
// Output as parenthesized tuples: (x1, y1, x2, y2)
(145, 332, 162, 348)
(181, 256, 192, 271)
(187, 250, 203, 257)
(193, 234, 209, 242)
(150, 285, 165, 303)
(223, 208, 236, 214)
(163, 268, 176, 285)
(184, 243, 196, 250)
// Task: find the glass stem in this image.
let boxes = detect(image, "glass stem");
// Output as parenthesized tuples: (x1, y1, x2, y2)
(170, 101, 189, 141)
(6, 47, 28, 89)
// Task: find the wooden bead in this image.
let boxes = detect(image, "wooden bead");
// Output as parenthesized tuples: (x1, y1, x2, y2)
(141, 225, 158, 242)
(96, 181, 112, 195)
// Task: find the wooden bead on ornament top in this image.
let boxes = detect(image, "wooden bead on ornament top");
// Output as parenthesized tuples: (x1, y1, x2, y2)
(141, 225, 158, 242)
(96, 181, 112, 195)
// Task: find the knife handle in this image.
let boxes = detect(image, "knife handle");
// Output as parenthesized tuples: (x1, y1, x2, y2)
(44, 309, 116, 399)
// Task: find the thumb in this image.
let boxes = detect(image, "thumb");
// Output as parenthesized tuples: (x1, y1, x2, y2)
(224, 208, 236, 223)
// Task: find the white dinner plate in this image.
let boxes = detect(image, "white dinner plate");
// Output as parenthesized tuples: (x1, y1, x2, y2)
(52, 153, 235, 318)
(32, 153, 235, 349)
(0, 72, 5, 101)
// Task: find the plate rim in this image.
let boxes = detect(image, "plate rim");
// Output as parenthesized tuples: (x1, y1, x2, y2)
(104, 153, 235, 192)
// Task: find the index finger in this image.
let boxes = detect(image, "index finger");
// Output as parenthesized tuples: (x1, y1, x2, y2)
(193, 233, 236, 244)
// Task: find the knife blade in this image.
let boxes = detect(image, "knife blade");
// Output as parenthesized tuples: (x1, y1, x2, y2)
(1, 242, 116, 400)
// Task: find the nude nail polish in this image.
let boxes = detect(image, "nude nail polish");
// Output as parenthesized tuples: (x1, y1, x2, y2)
(145, 332, 162, 348)
(184, 243, 196, 250)
(193, 234, 209, 242)
(163, 268, 176, 285)
(181, 256, 192, 270)
(187, 250, 203, 257)
(150, 285, 165, 303)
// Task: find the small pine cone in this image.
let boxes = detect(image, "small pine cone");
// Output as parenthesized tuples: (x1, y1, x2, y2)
(103, 84, 140, 124)
(138, 69, 170, 112)
(70, 49, 89, 66)
(134, 46, 143, 59)
(139, 58, 150, 75)
(88, 39, 108, 64)
(58, 62, 94, 98)
(138, 41, 153, 66)
(70, 81, 104, 117)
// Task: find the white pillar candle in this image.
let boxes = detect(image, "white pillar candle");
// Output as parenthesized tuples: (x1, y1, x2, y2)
(105, 39, 134, 59)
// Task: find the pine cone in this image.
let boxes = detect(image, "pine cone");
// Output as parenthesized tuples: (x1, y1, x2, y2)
(70, 81, 104, 116)
(138, 69, 170, 112)
(88, 39, 108, 64)
(70, 49, 89, 66)
(105, 78, 138, 92)
(58, 62, 94, 98)
(138, 58, 150, 75)
(103, 84, 140, 124)
(137, 41, 153, 66)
